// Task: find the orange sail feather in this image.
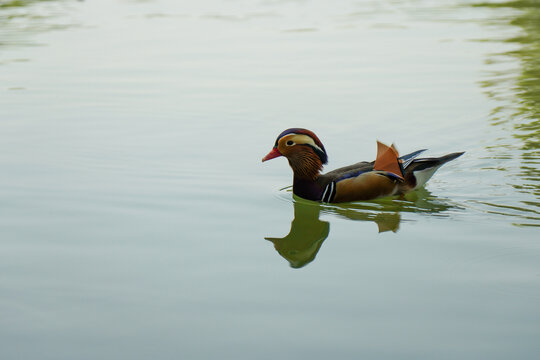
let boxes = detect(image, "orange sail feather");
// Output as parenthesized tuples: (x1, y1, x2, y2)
(373, 141, 404, 180)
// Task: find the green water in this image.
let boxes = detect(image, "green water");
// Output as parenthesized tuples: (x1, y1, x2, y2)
(1, 0, 539, 359)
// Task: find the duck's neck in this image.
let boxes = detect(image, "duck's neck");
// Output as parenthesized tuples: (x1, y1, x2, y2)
(288, 153, 324, 201)
(293, 176, 323, 201)
(288, 153, 322, 181)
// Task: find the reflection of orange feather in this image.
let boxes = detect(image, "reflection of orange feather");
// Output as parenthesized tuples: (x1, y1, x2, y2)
(373, 141, 404, 180)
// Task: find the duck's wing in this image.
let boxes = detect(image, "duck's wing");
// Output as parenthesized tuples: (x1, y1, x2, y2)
(400, 149, 427, 168)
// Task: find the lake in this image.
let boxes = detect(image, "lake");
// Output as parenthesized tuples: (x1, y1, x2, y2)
(1, 0, 539, 359)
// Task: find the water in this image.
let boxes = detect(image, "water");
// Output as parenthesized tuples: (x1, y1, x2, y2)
(1, 0, 539, 359)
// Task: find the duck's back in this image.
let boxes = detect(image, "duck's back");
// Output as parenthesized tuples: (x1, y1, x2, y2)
(320, 161, 374, 182)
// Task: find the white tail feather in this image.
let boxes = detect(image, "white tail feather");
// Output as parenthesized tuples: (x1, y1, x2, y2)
(413, 166, 442, 189)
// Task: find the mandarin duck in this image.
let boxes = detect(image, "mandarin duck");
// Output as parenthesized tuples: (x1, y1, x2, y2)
(262, 128, 464, 203)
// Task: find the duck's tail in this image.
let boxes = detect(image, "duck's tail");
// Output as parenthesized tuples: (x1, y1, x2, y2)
(403, 152, 465, 189)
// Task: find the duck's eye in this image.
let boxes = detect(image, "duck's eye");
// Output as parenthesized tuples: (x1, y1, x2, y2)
(286, 140, 295, 146)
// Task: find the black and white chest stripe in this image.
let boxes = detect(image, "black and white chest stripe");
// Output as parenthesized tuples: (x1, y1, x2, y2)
(321, 181, 337, 203)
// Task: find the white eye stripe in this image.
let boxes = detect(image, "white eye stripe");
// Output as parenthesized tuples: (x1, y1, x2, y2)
(308, 142, 324, 154)
(286, 134, 324, 153)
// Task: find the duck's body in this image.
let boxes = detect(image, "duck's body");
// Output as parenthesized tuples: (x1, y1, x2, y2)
(262, 128, 464, 203)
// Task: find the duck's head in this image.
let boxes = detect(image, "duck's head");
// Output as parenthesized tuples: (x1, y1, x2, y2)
(262, 128, 328, 180)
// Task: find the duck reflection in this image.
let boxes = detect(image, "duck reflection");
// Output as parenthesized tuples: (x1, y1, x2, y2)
(266, 188, 456, 268)
(265, 200, 330, 269)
